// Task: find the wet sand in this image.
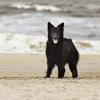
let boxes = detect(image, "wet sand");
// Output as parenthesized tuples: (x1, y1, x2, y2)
(0, 54, 100, 100)
(0, 54, 100, 78)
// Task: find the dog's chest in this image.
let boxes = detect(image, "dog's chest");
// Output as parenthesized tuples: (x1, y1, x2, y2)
(50, 45, 62, 57)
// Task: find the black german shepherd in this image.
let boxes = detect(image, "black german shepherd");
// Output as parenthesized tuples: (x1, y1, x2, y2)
(46, 22, 79, 79)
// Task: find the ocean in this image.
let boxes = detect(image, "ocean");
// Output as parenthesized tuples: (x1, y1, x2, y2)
(0, 0, 100, 54)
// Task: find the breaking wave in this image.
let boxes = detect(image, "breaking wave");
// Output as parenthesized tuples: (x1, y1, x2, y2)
(0, 4, 63, 12)
(0, 33, 100, 54)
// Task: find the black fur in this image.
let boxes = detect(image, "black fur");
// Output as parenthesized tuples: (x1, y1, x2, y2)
(46, 22, 79, 78)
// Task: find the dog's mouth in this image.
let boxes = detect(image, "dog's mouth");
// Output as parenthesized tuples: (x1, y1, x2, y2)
(53, 38, 58, 44)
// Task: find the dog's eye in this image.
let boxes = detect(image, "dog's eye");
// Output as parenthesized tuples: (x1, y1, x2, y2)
(56, 30, 60, 34)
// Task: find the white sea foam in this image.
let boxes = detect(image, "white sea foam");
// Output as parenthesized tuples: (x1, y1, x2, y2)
(33, 4, 61, 12)
(74, 40, 100, 55)
(0, 33, 46, 54)
(0, 33, 100, 54)
(10, 4, 61, 12)
(10, 4, 31, 9)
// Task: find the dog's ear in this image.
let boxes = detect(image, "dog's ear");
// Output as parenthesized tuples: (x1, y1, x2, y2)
(48, 22, 53, 31)
(58, 23, 64, 38)
(58, 23, 64, 30)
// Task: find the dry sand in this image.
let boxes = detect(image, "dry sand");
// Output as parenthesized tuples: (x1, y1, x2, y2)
(0, 54, 100, 100)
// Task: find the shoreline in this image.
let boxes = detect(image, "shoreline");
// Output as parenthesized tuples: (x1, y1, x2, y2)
(0, 54, 99, 78)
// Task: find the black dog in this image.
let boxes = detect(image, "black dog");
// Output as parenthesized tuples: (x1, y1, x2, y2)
(46, 22, 79, 79)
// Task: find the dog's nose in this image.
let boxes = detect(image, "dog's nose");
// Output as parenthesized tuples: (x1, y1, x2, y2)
(54, 37, 57, 40)
(53, 35, 58, 40)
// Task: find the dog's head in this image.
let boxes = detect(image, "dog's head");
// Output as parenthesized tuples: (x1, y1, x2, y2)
(48, 22, 64, 44)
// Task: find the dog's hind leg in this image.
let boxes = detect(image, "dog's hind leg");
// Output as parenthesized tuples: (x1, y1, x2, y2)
(68, 62, 78, 78)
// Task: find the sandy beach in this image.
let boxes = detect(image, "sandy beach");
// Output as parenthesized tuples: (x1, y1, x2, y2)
(0, 54, 99, 100)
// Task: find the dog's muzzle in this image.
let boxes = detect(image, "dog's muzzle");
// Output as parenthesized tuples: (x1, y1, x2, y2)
(53, 37, 58, 44)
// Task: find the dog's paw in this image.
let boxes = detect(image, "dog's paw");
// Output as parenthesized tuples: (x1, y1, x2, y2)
(45, 77, 50, 80)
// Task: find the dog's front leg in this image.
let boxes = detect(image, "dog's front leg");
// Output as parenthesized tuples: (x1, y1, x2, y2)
(58, 64, 65, 79)
(46, 60, 54, 79)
